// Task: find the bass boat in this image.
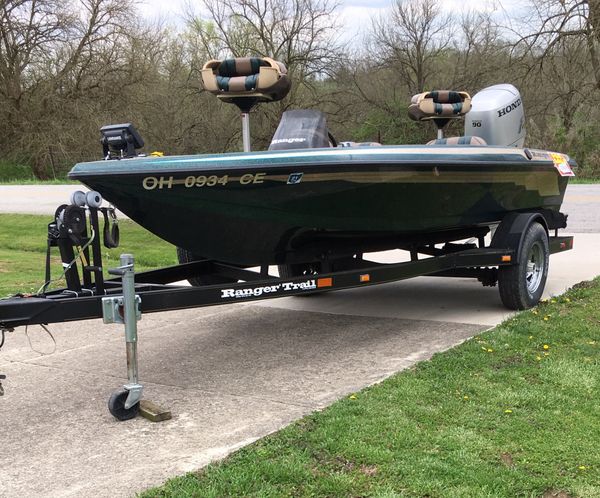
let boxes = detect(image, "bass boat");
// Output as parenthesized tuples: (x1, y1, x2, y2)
(68, 58, 574, 269)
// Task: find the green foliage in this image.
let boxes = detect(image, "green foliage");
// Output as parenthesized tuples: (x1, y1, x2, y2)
(0, 161, 34, 182)
(140, 281, 600, 497)
(0, 214, 176, 297)
(352, 106, 430, 145)
(1, 0, 599, 179)
(541, 111, 600, 177)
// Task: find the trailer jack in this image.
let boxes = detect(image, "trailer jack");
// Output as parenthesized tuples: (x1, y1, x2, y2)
(102, 254, 171, 422)
(101, 254, 143, 420)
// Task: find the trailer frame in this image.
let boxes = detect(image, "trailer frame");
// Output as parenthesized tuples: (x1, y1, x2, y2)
(0, 202, 574, 418)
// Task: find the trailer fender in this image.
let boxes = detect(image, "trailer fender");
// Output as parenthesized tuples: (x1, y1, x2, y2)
(491, 212, 549, 264)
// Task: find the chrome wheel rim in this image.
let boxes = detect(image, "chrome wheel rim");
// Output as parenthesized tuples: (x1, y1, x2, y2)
(526, 241, 545, 295)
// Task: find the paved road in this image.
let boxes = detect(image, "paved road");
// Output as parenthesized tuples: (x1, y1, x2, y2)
(0, 184, 599, 497)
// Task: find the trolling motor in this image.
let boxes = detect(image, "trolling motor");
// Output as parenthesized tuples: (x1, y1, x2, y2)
(45, 190, 119, 296)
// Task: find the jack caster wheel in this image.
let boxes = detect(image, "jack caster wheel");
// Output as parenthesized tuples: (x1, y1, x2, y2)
(108, 389, 140, 421)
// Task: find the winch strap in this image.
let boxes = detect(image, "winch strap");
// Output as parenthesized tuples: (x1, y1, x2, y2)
(100, 207, 120, 249)
(45, 238, 51, 288)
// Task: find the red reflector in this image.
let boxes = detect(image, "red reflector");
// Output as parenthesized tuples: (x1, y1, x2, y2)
(317, 277, 333, 288)
(360, 274, 370, 283)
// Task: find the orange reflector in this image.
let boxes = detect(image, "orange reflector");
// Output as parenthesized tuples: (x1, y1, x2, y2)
(360, 274, 370, 283)
(501, 255, 511, 262)
(317, 277, 333, 288)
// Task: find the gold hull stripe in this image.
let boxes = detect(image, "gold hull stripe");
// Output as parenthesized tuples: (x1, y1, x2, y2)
(266, 170, 561, 196)
(167, 170, 560, 196)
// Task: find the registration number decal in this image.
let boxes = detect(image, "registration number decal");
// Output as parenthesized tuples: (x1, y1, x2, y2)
(142, 173, 266, 190)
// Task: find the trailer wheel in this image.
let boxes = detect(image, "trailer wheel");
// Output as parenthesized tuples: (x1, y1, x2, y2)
(498, 222, 549, 310)
(108, 389, 140, 421)
(176, 247, 236, 286)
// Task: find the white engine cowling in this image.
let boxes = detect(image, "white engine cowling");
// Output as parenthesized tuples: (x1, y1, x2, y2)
(464, 84, 526, 147)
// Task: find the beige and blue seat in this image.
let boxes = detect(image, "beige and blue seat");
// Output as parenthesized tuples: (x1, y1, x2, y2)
(409, 90, 486, 145)
(201, 57, 290, 104)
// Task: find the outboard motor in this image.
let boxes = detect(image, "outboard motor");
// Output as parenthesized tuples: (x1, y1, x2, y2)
(464, 84, 526, 147)
(269, 110, 333, 150)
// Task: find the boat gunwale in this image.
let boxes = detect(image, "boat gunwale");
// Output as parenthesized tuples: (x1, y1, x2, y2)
(69, 158, 563, 179)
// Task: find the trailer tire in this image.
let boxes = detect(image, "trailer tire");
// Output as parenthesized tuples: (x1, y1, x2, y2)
(176, 247, 236, 286)
(498, 222, 549, 310)
(108, 389, 140, 421)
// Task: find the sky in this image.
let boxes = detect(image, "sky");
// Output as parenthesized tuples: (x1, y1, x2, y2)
(137, 0, 523, 40)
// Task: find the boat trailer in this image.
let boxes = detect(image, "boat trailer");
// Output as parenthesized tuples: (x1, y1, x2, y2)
(0, 195, 574, 420)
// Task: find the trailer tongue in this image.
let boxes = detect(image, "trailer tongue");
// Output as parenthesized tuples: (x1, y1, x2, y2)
(0, 192, 573, 419)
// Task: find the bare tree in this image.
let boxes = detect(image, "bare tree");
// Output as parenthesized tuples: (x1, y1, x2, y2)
(0, 0, 157, 177)
(183, 0, 345, 148)
(186, 0, 342, 80)
(514, 0, 600, 89)
(371, 0, 453, 95)
(448, 11, 509, 90)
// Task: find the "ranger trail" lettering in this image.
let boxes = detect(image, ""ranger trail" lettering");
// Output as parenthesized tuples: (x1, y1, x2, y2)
(221, 279, 317, 299)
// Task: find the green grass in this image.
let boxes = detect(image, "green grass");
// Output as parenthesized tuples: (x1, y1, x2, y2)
(0, 178, 78, 185)
(0, 214, 176, 296)
(0, 159, 76, 183)
(570, 177, 600, 184)
(0, 160, 34, 182)
(2, 214, 599, 497)
(139, 282, 600, 498)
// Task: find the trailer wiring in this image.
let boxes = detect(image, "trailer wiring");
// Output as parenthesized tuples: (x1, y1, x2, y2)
(24, 324, 56, 356)
(36, 225, 96, 296)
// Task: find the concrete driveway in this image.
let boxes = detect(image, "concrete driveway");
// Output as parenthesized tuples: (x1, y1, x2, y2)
(0, 184, 598, 497)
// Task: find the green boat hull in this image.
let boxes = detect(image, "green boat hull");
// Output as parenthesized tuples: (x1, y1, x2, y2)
(69, 146, 571, 266)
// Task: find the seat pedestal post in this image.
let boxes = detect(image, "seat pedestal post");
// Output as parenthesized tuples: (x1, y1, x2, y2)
(242, 112, 251, 152)
(232, 97, 259, 152)
(433, 117, 451, 141)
